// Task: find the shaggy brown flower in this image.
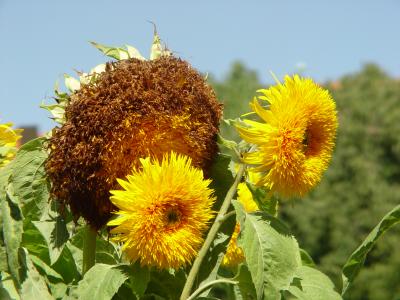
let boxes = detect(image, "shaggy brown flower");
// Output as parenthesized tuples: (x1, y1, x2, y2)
(46, 56, 222, 228)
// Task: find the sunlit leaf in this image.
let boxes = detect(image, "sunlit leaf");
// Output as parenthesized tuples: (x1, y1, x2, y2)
(234, 202, 301, 300)
(19, 248, 53, 300)
(341, 204, 400, 295)
(64, 74, 80, 92)
(287, 266, 342, 300)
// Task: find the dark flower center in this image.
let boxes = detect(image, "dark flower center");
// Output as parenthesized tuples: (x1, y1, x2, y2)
(165, 208, 181, 225)
(302, 128, 311, 153)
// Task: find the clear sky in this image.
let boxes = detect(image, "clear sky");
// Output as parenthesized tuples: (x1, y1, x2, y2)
(1, 0, 399, 132)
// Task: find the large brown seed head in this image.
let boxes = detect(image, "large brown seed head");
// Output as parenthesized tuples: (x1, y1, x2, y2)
(46, 56, 222, 228)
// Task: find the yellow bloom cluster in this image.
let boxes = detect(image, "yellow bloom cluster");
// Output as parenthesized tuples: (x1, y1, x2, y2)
(237, 75, 338, 198)
(0, 123, 23, 167)
(108, 152, 215, 269)
(222, 171, 260, 267)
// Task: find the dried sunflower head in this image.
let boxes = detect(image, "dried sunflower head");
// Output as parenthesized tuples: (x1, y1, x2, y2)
(45, 40, 222, 229)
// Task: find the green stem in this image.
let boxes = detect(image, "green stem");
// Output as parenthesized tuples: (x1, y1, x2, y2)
(186, 279, 238, 300)
(82, 225, 97, 275)
(180, 164, 246, 300)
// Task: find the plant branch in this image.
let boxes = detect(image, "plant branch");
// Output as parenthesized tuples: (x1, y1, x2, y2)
(180, 164, 246, 300)
(186, 279, 238, 300)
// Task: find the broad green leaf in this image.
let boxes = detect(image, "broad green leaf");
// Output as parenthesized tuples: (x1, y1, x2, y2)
(0, 245, 8, 272)
(73, 263, 130, 300)
(1, 187, 23, 284)
(246, 183, 278, 216)
(234, 202, 301, 300)
(9, 137, 49, 221)
(22, 221, 50, 264)
(64, 74, 80, 92)
(29, 254, 63, 281)
(122, 262, 150, 299)
(0, 271, 20, 300)
(40, 102, 66, 124)
(234, 264, 257, 300)
(29, 254, 68, 298)
(217, 134, 240, 161)
(145, 269, 186, 300)
(299, 249, 315, 267)
(287, 266, 342, 300)
(51, 245, 80, 283)
(90, 41, 129, 60)
(341, 204, 400, 295)
(18, 248, 53, 300)
(32, 213, 69, 264)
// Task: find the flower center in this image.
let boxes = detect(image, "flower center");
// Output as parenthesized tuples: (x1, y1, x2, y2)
(302, 128, 311, 153)
(165, 207, 181, 225)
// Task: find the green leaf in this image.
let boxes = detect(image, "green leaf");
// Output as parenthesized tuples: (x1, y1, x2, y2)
(217, 134, 240, 161)
(32, 213, 69, 265)
(125, 45, 145, 60)
(29, 254, 63, 281)
(73, 263, 131, 300)
(122, 262, 150, 299)
(22, 222, 50, 264)
(341, 204, 400, 295)
(0, 272, 20, 300)
(234, 264, 257, 300)
(246, 183, 278, 216)
(145, 269, 186, 300)
(64, 74, 80, 92)
(51, 244, 80, 283)
(299, 249, 315, 267)
(90, 41, 129, 60)
(233, 202, 301, 300)
(9, 137, 49, 221)
(1, 188, 23, 284)
(18, 248, 53, 300)
(287, 266, 342, 300)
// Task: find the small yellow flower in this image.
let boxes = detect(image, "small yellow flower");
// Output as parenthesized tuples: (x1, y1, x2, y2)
(108, 152, 216, 269)
(236, 75, 338, 198)
(0, 123, 23, 167)
(222, 171, 259, 267)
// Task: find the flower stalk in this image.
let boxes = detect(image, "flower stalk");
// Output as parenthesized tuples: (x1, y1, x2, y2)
(82, 225, 97, 275)
(180, 164, 246, 300)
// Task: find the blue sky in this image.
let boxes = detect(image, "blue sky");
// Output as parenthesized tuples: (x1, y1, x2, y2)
(1, 0, 399, 132)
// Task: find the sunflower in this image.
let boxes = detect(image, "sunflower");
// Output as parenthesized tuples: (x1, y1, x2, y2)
(107, 152, 215, 269)
(0, 123, 23, 167)
(46, 54, 222, 228)
(236, 75, 337, 198)
(222, 171, 259, 267)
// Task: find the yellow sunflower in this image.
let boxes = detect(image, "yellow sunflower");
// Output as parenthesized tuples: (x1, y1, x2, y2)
(222, 171, 259, 267)
(108, 152, 216, 269)
(0, 123, 23, 167)
(236, 75, 337, 198)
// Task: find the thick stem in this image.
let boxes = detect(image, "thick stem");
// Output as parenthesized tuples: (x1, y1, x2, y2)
(186, 279, 238, 300)
(82, 225, 97, 275)
(180, 164, 246, 300)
